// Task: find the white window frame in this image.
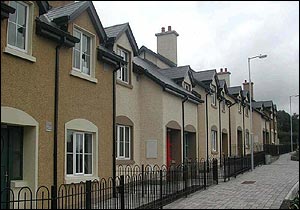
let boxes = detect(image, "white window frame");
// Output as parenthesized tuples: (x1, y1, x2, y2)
(5, 1, 36, 62)
(211, 86, 216, 106)
(183, 82, 191, 92)
(222, 100, 226, 112)
(7, 1, 29, 53)
(211, 130, 217, 152)
(117, 48, 129, 84)
(66, 131, 93, 176)
(245, 131, 250, 148)
(117, 125, 131, 160)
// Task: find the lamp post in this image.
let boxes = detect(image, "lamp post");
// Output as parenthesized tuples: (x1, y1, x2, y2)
(290, 94, 299, 152)
(248, 54, 267, 171)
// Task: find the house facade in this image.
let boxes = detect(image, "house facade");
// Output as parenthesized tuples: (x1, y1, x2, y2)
(1, 1, 123, 195)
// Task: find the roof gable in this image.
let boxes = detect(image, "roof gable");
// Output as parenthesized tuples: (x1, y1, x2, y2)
(139, 46, 177, 67)
(41, 1, 106, 43)
(104, 23, 139, 56)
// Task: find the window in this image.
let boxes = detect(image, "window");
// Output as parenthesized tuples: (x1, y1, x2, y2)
(73, 28, 92, 75)
(211, 130, 217, 152)
(66, 131, 93, 175)
(245, 131, 250, 148)
(238, 102, 241, 113)
(7, 1, 28, 52)
(184, 132, 189, 160)
(117, 48, 129, 83)
(211, 86, 216, 106)
(183, 82, 191, 92)
(117, 125, 131, 159)
(222, 100, 226, 112)
(245, 105, 249, 116)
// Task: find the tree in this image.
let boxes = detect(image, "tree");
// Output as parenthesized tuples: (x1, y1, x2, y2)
(277, 110, 299, 145)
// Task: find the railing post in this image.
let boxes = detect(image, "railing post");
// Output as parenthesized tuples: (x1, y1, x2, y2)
(120, 175, 125, 209)
(86, 180, 91, 209)
(203, 161, 206, 189)
(51, 185, 57, 209)
(234, 156, 237, 178)
(141, 164, 144, 198)
(223, 155, 226, 182)
(160, 170, 163, 209)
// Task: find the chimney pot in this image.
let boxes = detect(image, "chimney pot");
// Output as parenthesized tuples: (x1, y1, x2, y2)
(245, 80, 247, 83)
(161, 27, 165, 32)
(168, 26, 171, 31)
(225, 68, 227, 72)
(220, 68, 223, 72)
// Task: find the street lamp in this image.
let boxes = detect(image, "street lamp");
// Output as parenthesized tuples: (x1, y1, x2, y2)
(290, 94, 299, 152)
(248, 54, 267, 171)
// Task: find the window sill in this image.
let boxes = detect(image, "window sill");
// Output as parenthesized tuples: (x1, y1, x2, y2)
(70, 69, 98, 83)
(222, 110, 226, 113)
(4, 47, 36, 63)
(211, 151, 219, 155)
(10, 180, 28, 188)
(116, 80, 133, 89)
(65, 175, 99, 184)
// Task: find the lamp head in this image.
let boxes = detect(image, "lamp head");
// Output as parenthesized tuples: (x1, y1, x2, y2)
(259, 54, 267, 59)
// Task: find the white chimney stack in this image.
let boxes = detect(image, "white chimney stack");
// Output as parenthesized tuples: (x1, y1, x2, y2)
(155, 26, 179, 65)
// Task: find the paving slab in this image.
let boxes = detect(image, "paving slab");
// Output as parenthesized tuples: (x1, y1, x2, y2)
(164, 153, 299, 209)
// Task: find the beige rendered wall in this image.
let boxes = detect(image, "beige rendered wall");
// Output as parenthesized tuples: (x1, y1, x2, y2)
(139, 76, 164, 166)
(162, 89, 198, 164)
(114, 32, 142, 166)
(140, 50, 171, 69)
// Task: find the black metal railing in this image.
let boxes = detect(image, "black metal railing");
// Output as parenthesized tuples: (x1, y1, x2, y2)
(222, 151, 266, 182)
(264, 143, 297, 156)
(1, 159, 220, 209)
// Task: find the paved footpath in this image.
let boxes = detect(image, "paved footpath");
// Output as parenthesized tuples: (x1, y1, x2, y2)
(165, 153, 299, 209)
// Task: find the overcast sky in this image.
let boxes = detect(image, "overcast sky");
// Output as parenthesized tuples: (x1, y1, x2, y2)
(94, 1, 299, 114)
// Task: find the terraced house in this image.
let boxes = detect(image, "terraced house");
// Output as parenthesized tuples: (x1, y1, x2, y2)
(105, 24, 202, 168)
(1, 0, 279, 195)
(1, 1, 124, 196)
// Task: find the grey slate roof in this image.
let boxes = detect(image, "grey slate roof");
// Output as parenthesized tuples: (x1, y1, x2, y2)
(159, 66, 190, 80)
(192, 69, 216, 82)
(104, 23, 139, 56)
(38, 1, 106, 42)
(44, 1, 87, 21)
(228, 86, 242, 96)
(104, 23, 128, 38)
(139, 46, 177, 67)
(252, 101, 264, 109)
(133, 57, 201, 103)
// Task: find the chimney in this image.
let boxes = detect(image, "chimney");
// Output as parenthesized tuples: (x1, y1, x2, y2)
(243, 80, 254, 100)
(155, 26, 179, 65)
(216, 67, 231, 87)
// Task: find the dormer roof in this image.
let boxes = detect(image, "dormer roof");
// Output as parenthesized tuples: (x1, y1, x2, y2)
(104, 22, 139, 56)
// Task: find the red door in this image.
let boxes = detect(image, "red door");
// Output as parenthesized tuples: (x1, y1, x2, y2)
(166, 130, 172, 168)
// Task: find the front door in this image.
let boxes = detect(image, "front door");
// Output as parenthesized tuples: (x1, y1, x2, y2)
(1, 125, 23, 209)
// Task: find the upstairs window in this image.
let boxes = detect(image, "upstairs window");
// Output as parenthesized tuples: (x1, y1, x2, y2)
(183, 82, 191, 92)
(211, 86, 216, 106)
(222, 100, 226, 112)
(73, 28, 92, 75)
(117, 48, 129, 83)
(7, 1, 28, 52)
(245, 105, 249, 116)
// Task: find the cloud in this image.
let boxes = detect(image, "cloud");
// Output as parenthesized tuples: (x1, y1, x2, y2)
(94, 1, 299, 113)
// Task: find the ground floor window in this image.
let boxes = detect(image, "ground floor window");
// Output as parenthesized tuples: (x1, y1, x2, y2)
(117, 125, 131, 159)
(66, 130, 93, 175)
(211, 130, 218, 152)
